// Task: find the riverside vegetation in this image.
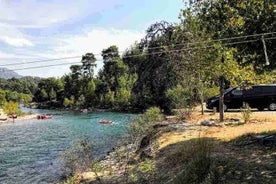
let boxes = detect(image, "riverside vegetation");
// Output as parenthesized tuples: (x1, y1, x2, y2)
(0, 0, 275, 183)
(0, 0, 275, 114)
(61, 106, 276, 184)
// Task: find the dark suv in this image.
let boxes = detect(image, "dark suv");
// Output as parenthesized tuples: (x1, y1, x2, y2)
(206, 84, 276, 111)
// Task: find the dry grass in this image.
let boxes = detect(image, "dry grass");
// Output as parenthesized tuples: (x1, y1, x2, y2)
(159, 108, 276, 149)
(156, 107, 276, 184)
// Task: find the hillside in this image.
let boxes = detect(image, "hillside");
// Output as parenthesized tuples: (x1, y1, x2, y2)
(0, 67, 22, 79)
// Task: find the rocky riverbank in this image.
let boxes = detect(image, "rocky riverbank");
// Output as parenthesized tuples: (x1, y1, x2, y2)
(70, 109, 276, 184)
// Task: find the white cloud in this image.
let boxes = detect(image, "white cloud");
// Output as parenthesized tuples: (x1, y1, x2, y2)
(0, 36, 33, 47)
(55, 27, 144, 56)
(6, 27, 144, 77)
(0, 0, 119, 28)
(0, 0, 81, 28)
(0, 25, 33, 47)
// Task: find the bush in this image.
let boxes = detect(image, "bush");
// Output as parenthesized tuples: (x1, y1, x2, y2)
(129, 160, 156, 184)
(128, 107, 163, 145)
(61, 139, 93, 176)
(173, 138, 215, 184)
(3, 101, 21, 115)
(241, 103, 251, 123)
(174, 108, 193, 122)
(166, 85, 190, 111)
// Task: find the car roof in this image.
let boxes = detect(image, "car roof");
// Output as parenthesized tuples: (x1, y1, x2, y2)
(252, 84, 276, 87)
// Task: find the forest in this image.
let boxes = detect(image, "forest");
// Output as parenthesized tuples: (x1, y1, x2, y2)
(0, 0, 275, 113)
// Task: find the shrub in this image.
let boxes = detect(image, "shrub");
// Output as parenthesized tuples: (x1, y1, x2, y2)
(174, 107, 193, 122)
(61, 139, 93, 176)
(128, 107, 163, 145)
(3, 101, 21, 115)
(241, 103, 251, 123)
(129, 160, 156, 184)
(173, 138, 214, 184)
(166, 85, 190, 111)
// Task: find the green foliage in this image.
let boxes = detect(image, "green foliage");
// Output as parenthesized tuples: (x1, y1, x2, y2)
(62, 139, 93, 176)
(3, 101, 21, 115)
(0, 90, 7, 107)
(105, 90, 115, 107)
(76, 95, 85, 108)
(143, 107, 164, 123)
(49, 88, 56, 101)
(166, 85, 190, 110)
(128, 107, 163, 144)
(81, 53, 96, 78)
(19, 93, 32, 105)
(129, 160, 156, 184)
(173, 138, 214, 184)
(2, 0, 274, 113)
(63, 98, 71, 108)
(116, 88, 131, 106)
(39, 89, 48, 101)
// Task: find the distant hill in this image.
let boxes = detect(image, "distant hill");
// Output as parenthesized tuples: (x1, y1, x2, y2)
(0, 67, 22, 79)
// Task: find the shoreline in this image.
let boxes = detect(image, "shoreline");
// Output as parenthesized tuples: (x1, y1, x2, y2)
(76, 110, 276, 183)
(0, 114, 38, 123)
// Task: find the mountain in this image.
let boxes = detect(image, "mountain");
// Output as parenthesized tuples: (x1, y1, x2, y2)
(0, 67, 22, 79)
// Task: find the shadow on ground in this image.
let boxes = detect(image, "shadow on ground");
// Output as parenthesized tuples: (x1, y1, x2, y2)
(154, 132, 276, 184)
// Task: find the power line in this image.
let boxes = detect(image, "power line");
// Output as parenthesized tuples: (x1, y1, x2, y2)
(12, 62, 84, 71)
(0, 56, 81, 67)
(9, 37, 275, 71)
(0, 32, 275, 67)
(122, 39, 262, 59)
(143, 31, 276, 51)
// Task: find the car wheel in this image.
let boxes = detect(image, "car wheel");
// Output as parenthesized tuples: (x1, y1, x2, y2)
(268, 103, 276, 111)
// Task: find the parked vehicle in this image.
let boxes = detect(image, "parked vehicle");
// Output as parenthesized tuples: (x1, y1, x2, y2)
(206, 84, 276, 111)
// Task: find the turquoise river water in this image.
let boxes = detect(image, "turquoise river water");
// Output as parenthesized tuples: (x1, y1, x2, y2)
(0, 108, 136, 184)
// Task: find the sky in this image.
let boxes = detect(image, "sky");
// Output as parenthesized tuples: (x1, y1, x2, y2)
(0, 0, 184, 77)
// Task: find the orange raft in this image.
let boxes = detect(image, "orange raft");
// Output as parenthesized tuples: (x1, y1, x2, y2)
(99, 119, 112, 124)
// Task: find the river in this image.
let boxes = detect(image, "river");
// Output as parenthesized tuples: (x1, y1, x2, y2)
(0, 108, 136, 184)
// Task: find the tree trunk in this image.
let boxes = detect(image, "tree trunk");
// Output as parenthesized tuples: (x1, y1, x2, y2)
(201, 95, 204, 115)
(219, 76, 224, 122)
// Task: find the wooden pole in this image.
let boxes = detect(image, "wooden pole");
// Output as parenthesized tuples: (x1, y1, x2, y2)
(219, 76, 224, 122)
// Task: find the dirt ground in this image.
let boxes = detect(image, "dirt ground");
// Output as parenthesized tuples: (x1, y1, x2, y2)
(159, 109, 276, 149)
(156, 108, 276, 184)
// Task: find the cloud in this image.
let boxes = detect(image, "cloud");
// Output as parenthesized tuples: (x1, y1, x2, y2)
(0, 25, 33, 47)
(55, 27, 144, 56)
(0, 36, 33, 47)
(0, 0, 119, 28)
(0, 0, 81, 28)
(3, 27, 144, 77)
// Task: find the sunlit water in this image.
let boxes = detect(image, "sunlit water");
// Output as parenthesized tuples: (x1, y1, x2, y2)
(0, 108, 136, 184)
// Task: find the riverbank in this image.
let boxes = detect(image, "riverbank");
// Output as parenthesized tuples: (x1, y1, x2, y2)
(0, 114, 38, 123)
(75, 109, 276, 184)
(8, 114, 38, 122)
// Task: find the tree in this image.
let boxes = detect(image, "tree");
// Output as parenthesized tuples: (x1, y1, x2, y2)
(0, 90, 7, 107)
(4, 101, 20, 115)
(63, 97, 71, 108)
(100, 45, 128, 92)
(188, 0, 276, 69)
(40, 89, 48, 102)
(49, 88, 57, 101)
(81, 53, 97, 78)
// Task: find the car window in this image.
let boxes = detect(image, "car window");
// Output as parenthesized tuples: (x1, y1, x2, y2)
(232, 89, 243, 96)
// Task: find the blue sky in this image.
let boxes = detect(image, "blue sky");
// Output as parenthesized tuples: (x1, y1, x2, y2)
(0, 0, 184, 77)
